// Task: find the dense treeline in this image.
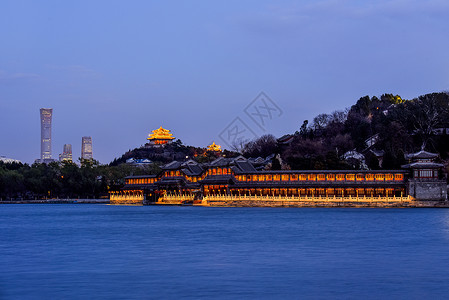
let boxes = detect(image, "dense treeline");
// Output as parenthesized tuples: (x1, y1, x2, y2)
(0, 159, 160, 200)
(243, 92, 449, 170)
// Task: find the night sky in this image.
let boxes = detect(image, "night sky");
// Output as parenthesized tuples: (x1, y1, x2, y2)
(1, 0, 448, 164)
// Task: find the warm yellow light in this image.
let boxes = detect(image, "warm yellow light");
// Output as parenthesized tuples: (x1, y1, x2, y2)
(207, 141, 222, 152)
(147, 126, 175, 141)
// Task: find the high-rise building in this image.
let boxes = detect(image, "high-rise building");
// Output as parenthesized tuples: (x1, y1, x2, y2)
(40, 108, 53, 161)
(59, 144, 73, 162)
(81, 136, 93, 160)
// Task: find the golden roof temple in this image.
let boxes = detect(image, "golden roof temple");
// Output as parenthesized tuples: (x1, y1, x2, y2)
(207, 142, 222, 152)
(147, 126, 175, 146)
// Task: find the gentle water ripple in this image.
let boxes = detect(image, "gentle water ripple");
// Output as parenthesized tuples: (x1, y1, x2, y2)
(1, 205, 449, 299)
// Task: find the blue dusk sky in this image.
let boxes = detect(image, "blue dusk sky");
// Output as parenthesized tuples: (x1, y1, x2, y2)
(1, 0, 448, 164)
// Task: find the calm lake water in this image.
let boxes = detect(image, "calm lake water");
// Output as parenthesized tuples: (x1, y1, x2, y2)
(1, 205, 449, 299)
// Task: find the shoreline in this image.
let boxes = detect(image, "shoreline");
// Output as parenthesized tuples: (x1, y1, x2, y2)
(3, 198, 449, 208)
(0, 199, 109, 204)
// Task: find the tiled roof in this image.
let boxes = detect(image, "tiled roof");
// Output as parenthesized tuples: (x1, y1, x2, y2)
(234, 161, 256, 172)
(156, 176, 188, 185)
(125, 175, 157, 179)
(200, 175, 236, 184)
(209, 157, 233, 167)
(406, 150, 439, 159)
(162, 161, 182, 170)
(401, 162, 444, 169)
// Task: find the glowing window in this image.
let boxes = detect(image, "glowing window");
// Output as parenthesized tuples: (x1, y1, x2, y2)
(394, 174, 403, 181)
(375, 174, 384, 181)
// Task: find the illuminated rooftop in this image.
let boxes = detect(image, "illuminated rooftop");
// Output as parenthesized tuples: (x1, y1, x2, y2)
(207, 142, 222, 152)
(147, 126, 175, 141)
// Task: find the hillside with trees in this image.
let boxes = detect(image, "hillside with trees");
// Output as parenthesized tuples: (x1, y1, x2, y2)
(109, 140, 240, 166)
(243, 92, 449, 171)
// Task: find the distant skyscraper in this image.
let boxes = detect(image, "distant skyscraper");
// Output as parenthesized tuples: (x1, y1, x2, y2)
(81, 136, 93, 160)
(40, 108, 53, 160)
(59, 144, 73, 162)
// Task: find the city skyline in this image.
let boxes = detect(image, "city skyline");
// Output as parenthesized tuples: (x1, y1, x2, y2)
(1, 1, 448, 164)
(37, 108, 91, 164)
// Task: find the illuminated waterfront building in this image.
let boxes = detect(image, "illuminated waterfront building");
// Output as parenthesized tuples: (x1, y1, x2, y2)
(110, 151, 447, 205)
(59, 144, 73, 162)
(146, 127, 175, 147)
(40, 108, 53, 160)
(81, 137, 93, 160)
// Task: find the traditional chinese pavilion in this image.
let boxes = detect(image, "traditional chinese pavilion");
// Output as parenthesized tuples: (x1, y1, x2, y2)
(207, 142, 221, 152)
(146, 127, 175, 147)
(402, 150, 447, 200)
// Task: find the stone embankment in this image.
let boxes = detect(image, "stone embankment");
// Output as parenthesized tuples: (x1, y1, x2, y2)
(0, 199, 110, 204)
(200, 195, 449, 208)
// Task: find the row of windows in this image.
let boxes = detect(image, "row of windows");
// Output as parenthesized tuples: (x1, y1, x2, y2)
(127, 172, 405, 185)
(414, 169, 438, 178)
(206, 168, 232, 175)
(203, 187, 403, 197)
(235, 173, 403, 182)
(126, 178, 156, 185)
(127, 173, 206, 185)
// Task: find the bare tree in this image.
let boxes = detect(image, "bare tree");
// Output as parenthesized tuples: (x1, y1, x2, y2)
(412, 93, 449, 150)
(242, 134, 277, 157)
(312, 113, 330, 131)
(230, 137, 249, 153)
(330, 109, 348, 124)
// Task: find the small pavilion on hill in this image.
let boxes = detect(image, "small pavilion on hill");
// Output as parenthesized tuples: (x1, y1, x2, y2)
(146, 127, 175, 147)
(207, 142, 222, 152)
